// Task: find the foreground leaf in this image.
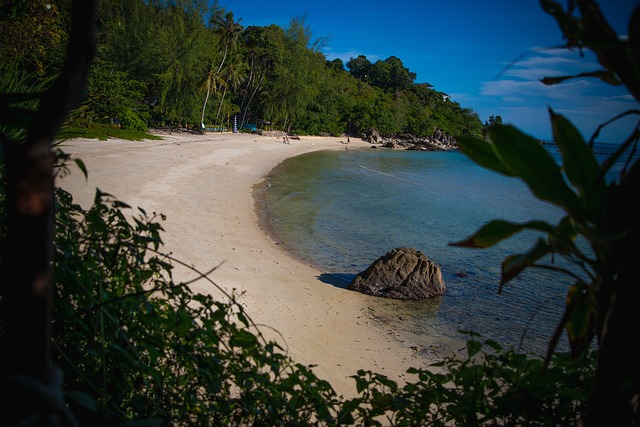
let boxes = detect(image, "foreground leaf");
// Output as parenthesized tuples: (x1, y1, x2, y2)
(450, 220, 555, 248)
(500, 239, 551, 286)
(489, 125, 581, 213)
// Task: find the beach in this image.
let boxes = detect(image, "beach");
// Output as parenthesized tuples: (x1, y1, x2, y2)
(56, 131, 436, 398)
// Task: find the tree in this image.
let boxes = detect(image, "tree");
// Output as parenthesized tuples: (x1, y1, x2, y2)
(454, 1, 640, 424)
(152, 0, 213, 125)
(205, 10, 243, 124)
(486, 115, 503, 126)
(327, 58, 345, 72)
(77, 58, 148, 129)
(259, 16, 325, 132)
(216, 53, 246, 127)
(238, 25, 276, 127)
(0, 0, 71, 75)
(346, 55, 372, 81)
(0, 1, 96, 424)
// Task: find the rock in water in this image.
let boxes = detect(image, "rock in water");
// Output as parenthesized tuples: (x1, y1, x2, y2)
(348, 247, 445, 300)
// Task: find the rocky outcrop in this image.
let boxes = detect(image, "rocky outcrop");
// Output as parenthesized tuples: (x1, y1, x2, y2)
(360, 128, 458, 151)
(347, 247, 445, 300)
(387, 131, 457, 151)
(361, 128, 381, 144)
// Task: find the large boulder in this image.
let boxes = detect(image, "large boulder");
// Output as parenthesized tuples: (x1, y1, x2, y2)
(348, 247, 445, 300)
(361, 128, 381, 144)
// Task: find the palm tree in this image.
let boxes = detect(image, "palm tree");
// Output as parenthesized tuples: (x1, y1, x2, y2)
(216, 54, 246, 122)
(239, 25, 279, 128)
(199, 63, 222, 128)
(200, 10, 243, 127)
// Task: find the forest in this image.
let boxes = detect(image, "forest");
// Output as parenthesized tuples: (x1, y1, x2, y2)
(0, 0, 486, 139)
(1, 0, 639, 425)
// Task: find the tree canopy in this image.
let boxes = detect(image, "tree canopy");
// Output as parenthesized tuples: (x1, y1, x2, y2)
(0, 0, 485, 138)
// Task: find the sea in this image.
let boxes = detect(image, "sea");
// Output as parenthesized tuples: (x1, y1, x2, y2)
(256, 142, 634, 359)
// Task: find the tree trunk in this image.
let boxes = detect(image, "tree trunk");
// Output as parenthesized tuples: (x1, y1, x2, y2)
(216, 85, 228, 121)
(586, 167, 640, 426)
(586, 260, 640, 425)
(200, 77, 212, 127)
(0, 0, 95, 424)
(241, 75, 263, 128)
(239, 61, 254, 125)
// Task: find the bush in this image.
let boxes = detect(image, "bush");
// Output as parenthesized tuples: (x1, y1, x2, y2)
(117, 107, 148, 132)
(44, 154, 595, 425)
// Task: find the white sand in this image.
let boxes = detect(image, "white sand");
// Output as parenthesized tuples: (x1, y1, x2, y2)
(57, 131, 437, 398)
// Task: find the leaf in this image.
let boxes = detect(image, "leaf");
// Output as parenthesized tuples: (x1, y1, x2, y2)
(550, 110, 601, 198)
(500, 239, 551, 286)
(483, 339, 503, 352)
(112, 200, 132, 209)
(450, 220, 555, 248)
(467, 339, 482, 358)
(539, 0, 582, 47)
(229, 329, 258, 348)
(564, 283, 597, 358)
(489, 124, 580, 212)
(66, 390, 98, 412)
(456, 135, 513, 176)
(541, 70, 621, 86)
(74, 158, 88, 179)
(236, 310, 250, 327)
(565, 284, 595, 341)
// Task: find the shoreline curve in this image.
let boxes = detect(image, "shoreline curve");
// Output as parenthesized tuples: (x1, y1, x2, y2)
(57, 130, 443, 398)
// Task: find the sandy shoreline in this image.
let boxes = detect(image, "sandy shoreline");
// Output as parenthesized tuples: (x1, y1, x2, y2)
(57, 131, 439, 398)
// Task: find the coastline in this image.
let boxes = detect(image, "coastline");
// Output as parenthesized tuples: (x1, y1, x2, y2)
(57, 131, 442, 398)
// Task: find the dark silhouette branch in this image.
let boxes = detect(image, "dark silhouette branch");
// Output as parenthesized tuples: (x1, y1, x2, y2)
(1, 1, 96, 424)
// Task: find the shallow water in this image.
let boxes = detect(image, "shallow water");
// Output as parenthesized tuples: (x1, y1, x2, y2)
(259, 144, 631, 357)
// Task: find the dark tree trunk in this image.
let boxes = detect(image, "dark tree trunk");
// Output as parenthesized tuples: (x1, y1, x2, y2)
(0, 1, 95, 424)
(586, 252, 640, 426)
(586, 165, 640, 426)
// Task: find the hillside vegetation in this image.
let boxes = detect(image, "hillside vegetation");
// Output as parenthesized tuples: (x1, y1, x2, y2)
(1, 0, 486, 139)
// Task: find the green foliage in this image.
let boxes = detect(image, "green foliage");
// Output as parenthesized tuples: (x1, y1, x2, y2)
(76, 59, 149, 129)
(10, 146, 589, 425)
(454, 120, 607, 357)
(453, 1, 640, 423)
(453, 0, 640, 362)
(345, 334, 594, 426)
(117, 107, 148, 132)
(52, 185, 346, 425)
(0, 66, 53, 144)
(346, 55, 372, 81)
(2, 0, 486, 138)
(0, 0, 70, 75)
(367, 56, 417, 93)
(57, 124, 161, 141)
(28, 146, 594, 425)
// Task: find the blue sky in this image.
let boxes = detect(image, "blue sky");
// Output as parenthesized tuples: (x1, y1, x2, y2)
(218, 0, 637, 143)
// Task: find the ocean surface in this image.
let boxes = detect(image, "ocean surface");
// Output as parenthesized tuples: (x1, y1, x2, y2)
(257, 142, 633, 358)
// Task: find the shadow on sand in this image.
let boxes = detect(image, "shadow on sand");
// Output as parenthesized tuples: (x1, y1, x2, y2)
(316, 273, 356, 289)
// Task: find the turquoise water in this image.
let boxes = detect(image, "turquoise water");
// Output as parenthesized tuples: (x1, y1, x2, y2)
(259, 144, 630, 357)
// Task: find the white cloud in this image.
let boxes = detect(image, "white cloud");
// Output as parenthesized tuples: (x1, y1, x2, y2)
(480, 79, 556, 101)
(476, 74, 637, 141)
(501, 53, 600, 81)
(604, 94, 636, 102)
